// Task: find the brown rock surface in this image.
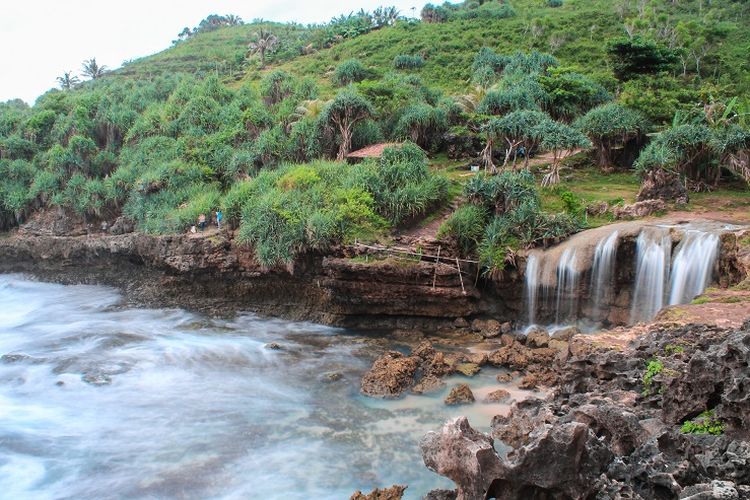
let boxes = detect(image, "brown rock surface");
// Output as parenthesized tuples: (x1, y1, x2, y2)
(444, 384, 475, 405)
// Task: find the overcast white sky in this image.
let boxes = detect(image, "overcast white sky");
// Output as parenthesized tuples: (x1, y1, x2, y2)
(0, 0, 425, 105)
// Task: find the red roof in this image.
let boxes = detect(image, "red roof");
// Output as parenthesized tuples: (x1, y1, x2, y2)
(346, 142, 403, 159)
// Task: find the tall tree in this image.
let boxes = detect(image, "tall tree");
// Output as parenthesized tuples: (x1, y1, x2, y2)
(81, 58, 107, 80)
(56, 71, 80, 90)
(320, 90, 373, 161)
(574, 103, 645, 169)
(248, 29, 279, 68)
(536, 121, 591, 186)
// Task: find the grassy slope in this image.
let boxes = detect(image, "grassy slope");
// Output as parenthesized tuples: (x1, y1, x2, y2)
(260, 0, 620, 93)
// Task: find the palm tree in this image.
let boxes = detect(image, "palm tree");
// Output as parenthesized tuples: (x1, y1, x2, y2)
(226, 14, 243, 26)
(248, 29, 278, 68)
(81, 58, 107, 80)
(56, 71, 80, 90)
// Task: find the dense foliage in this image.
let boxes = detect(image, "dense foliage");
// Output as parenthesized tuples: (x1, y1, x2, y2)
(1, 0, 749, 267)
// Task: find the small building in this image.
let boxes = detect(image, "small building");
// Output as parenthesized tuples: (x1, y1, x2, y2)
(346, 142, 403, 163)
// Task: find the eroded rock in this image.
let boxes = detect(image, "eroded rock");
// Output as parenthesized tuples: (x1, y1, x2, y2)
(444, 384, 475, 406)
(360, 351, 419, 398)
(349, 484, 406, 500)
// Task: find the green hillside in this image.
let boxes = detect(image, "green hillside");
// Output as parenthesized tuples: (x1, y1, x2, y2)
(1, 0, 749, 269)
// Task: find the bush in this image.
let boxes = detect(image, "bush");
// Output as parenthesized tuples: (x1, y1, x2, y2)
(681, 410, 724, 435)
(547, 0, 563, 6)
(333, 59, 369, 86)
(393, 55, 425, 70)
(438, 204, 488, 255)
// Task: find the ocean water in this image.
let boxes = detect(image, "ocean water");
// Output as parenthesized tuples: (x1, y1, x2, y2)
(0, 275, 521, 499)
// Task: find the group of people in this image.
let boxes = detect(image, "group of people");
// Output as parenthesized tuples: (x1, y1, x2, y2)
(190, 210, 223, 233)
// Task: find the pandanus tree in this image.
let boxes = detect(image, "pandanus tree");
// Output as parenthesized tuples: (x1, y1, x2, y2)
(81, 58, 107, 80)
(248, 29, 278, 68)
(319, 90, 373, 161)
(482, 110, 551, 171)
(394, 102, 447, 149)
(574, 103, 645, 170)
(56, 71, 80, 90)
(537, 121, 591, 186)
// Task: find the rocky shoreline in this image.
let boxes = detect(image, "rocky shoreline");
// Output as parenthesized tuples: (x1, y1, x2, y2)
(408, 320, 750, 500)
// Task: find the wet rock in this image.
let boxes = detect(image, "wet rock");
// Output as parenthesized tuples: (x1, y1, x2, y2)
(455, 363, 480, 377)
(496, 372, 514, 383)
(526, 328, 549, 348)
(264, 342, 282, 350)
(500, 321, 512, 334)
(613, 199, 667, 219)
(483, 389, 511, 403)
(453, 317, 469, 329)
(349, 484, 407, 500)
(321, 371, 343, 383)
(1, 353, 33, 363)
(550, 326, 579, 341)
(82, 372, 112, 386)
(391, 329, 424, 342)
(360, 351, 419, 398)
(548, 339, 569, 352)
(421, 417, 503, 499)
(444, 384, 475, 405)
(423, 489, 456, 500)
(470, 319, 502, 338)
(412, 375, 446, 395)
(499, 333, 515, 347)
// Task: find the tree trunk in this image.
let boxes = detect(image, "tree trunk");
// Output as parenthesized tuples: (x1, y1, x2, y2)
(481, 138, 495, 173)
(337, 127, 352, 161)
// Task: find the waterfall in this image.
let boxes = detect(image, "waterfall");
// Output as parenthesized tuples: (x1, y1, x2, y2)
(555, 248, 579, 324)
(590, 231, 619, 319)
(669, 231, 720, 305)
(630, 227, 672, 324)
(521, 222, 726, 329)
(525, 253, 541, 325)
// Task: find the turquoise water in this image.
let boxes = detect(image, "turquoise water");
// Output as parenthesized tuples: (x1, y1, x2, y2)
(0, 275, 519, 499)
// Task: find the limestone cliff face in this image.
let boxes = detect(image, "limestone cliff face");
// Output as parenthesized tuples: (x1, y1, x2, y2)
(0, 232, 512, 329)
(0, 219, 745, 330)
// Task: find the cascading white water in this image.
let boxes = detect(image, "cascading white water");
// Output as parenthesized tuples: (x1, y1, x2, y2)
(590, 231, 619, 319)
(669, 230, 720, 305)
(524, 253, 541, 325)
(630, 227, 672, 324)
(555, 248, 579, 324)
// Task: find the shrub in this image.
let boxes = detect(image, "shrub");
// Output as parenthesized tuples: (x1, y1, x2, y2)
(438, 204, 488, 255)
(333, 59, 369, 86)
(393, 55, 425, 70)
(681, 410, 724, 435)
(642, 359, 664, 396)
(547, 0, 563, 6)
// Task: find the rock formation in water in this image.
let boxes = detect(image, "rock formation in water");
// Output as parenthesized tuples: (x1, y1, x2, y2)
(420, 320, 750, 499)
(349, 485, 407, 500)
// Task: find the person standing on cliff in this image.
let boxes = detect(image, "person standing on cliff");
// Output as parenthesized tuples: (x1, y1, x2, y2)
(216, 210, 223, 230)
(198, 213, 206, 231)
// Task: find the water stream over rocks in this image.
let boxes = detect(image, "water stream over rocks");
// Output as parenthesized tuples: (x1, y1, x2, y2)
(524, 222, 731, 330)
(0, 275, 520, 499)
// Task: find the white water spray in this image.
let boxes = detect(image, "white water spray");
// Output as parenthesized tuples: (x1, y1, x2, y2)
(630, 227, 672, 324)
(555, 248, 579, 324)
(669, 231, 720, 305)
(524, 253, 541, 325)
(590, 231, 619, 319)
